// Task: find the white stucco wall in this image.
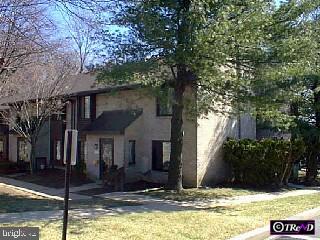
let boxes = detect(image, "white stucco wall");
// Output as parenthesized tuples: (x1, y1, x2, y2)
(95, 89, 172, 181)
(197, 112, 256, 186)
(93, 89, 198, 186)
(239, 113, 256, 139)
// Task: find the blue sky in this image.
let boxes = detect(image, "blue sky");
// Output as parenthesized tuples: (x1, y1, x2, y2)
(50, 0, 283, 39)
(49, 0, 283, 65)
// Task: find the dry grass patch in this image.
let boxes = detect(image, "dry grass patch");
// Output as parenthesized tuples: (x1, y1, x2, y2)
(3, 192, 319, 240)
(140, 187, 280, 201)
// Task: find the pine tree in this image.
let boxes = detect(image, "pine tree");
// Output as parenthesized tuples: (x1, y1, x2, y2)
(97, 0, 316, 190)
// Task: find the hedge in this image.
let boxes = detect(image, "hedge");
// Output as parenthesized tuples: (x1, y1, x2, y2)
(223, 138, 305, 187)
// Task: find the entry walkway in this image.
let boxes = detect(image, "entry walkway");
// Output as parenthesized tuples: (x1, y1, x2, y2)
(0, 176, 97, 200)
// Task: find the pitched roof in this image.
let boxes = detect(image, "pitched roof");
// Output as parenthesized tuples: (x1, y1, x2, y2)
(62, 73, 141, 96)
(0, 73, 141, 105)
(83, 109, 143, 134)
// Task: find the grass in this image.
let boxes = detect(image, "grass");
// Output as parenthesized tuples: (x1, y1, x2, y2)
(140, 187, 280, 202)
(1, 193, 319, 240)
(0, 184, 139, 213)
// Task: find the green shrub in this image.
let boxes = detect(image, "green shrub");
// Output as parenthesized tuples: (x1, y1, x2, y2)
(224, 138, 305, 187)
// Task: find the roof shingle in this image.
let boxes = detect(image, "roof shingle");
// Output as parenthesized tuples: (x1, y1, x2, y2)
(83, 109, 143, 134)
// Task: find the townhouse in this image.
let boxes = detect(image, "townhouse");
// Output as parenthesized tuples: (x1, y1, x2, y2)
(0, 73, 256, 187)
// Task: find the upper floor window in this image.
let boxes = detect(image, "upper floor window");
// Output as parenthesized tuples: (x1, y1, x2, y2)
(80, 96, 91, 119)
(156, 88, 173, 116)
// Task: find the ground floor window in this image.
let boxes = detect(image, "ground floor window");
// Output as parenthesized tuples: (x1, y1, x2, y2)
(0, 138, 5, 161)
(128, 140, 136, 165)
(55, 140, 62, 161)
(17, 138, 29, 162)
(152, 141, 171, 171)
(78, 140, 86, 163)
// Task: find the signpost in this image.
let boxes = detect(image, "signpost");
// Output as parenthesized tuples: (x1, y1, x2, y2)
(62, 129, 78, 240)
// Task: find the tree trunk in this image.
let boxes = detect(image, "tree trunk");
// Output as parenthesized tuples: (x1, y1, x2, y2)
(166, 0, 191, 191)
(306, 152, 318, 185)
(166, 78, 186, 192)
(282, 160, 294, 186)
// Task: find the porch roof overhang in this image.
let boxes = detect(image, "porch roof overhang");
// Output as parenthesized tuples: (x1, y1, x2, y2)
(83, 109, 143, 134)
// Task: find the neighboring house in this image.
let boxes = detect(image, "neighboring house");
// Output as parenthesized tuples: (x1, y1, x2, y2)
(5, 110, 65, 169)
(0, 73, 256, 187)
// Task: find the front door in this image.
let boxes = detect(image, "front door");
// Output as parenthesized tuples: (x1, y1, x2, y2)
(99, 138, 114, 179)
(17, 138, 29, 168)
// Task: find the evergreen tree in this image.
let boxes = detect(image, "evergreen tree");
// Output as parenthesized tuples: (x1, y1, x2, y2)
(97, 0, 317, 190)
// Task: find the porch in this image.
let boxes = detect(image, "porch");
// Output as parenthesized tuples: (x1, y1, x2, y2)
(83, 109, 143, 181)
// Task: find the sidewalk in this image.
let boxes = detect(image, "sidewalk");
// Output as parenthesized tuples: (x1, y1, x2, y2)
(0, 175, 319, 225)
(98, 187, 320, 209)
(1, 175, 319, 208)
(0, 176, 97, 200)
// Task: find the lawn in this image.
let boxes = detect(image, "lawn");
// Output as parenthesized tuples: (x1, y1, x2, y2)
(2, 192, 319, 240)
(139, 187, 282, 202)
(0, 184, 139, 213)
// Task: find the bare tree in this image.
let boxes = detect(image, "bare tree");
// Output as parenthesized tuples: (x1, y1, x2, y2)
(64, 15, 96, 73)
(0, 54, 74, 174)
(0, 0, 108, 78)
(0, 0, 54, 80)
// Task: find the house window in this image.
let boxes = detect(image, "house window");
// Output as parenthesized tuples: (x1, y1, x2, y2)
(55, 140, 61, 161)
(152, 141, 171, 171)
(156, 88, 173, 116)
(128, 140, 136, 165)
(81, 96, 91, 119)
(18, 139, 29, 162)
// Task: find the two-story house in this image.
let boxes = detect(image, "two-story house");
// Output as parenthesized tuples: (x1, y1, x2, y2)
(2, 72, 256, 187)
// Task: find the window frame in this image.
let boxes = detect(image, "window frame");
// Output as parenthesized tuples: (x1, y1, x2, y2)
(55, 140, 62, 161)
(78, 140, 86, 164)
(17, 138, 29, 163)
(128, 140, 136, 166)
(80, 95, 91, 119)
(156, 88, 173, 117)
(152, 140, 171, 172)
